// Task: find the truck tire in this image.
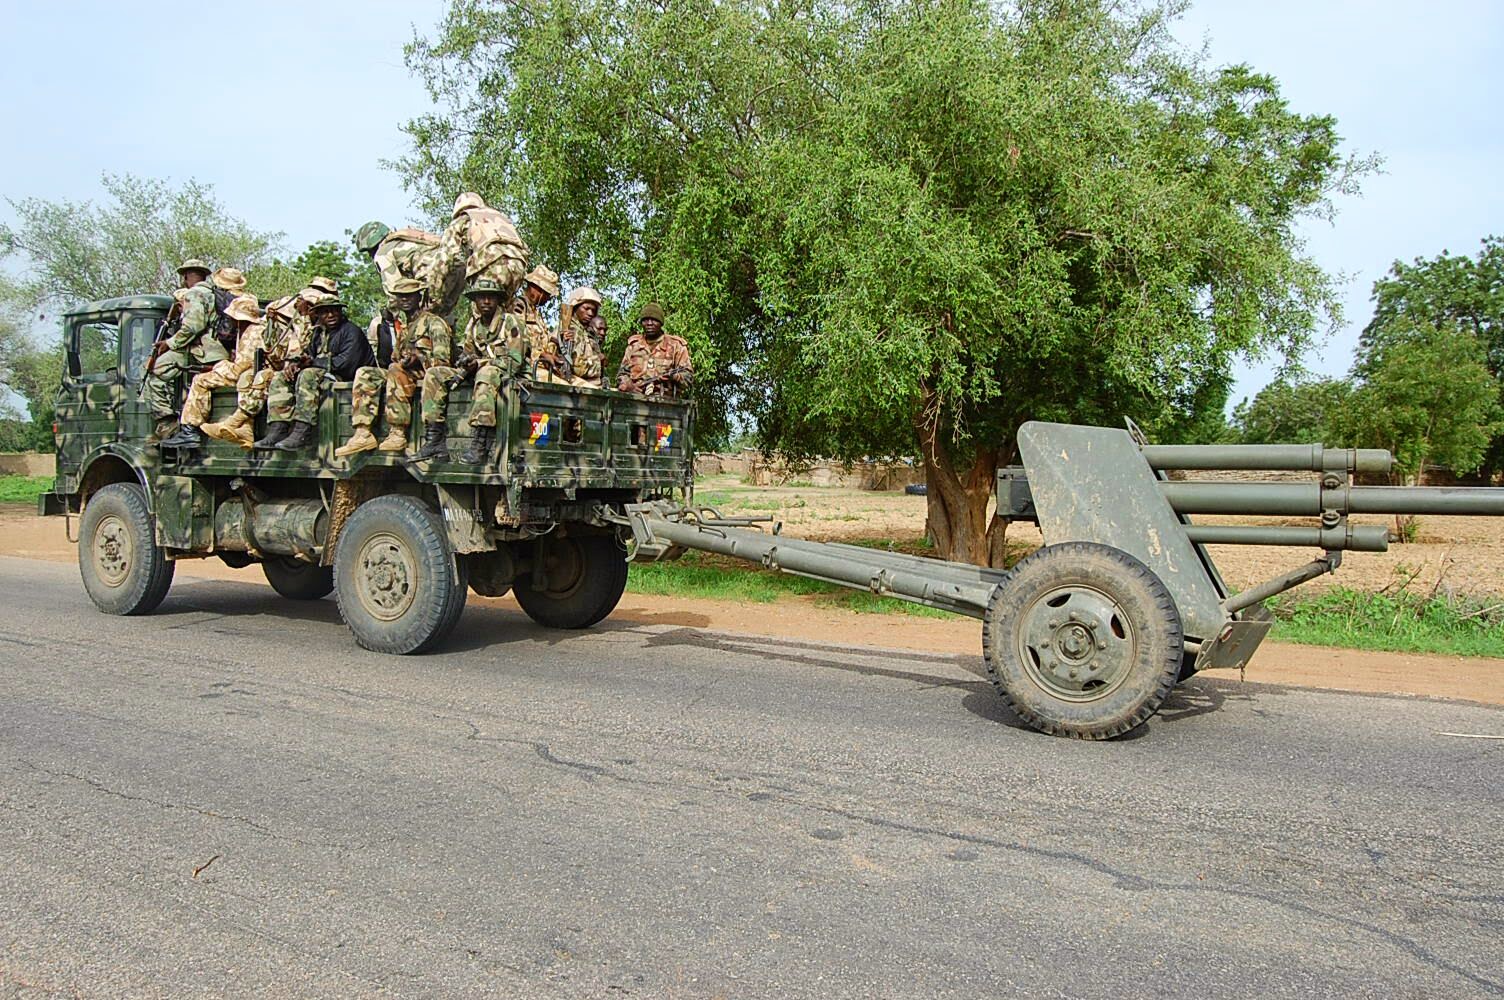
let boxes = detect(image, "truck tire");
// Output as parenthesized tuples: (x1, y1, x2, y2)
(333, 496, 468, 654)
(263, 556, 335, 600)
(78, 482, 175, 616)
(982, 542, 1182, 740)
(514, 534, 628, 629)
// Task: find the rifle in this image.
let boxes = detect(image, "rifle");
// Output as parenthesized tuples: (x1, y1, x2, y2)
(446, 351, 481, 390)
(143, 299, 183, 376)
(641, 365, 692, 398)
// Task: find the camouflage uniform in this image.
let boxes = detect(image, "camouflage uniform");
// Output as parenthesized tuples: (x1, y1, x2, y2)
(373, 227, 444, 301)
(422, 307, 527, 429)
(562, 317, 606, 388)
(522, 300, 570, 382)
(618, 332, 692, 398)
(348, 307, 453, 436)
(181, 310, 265, 427)
(433, 193, 530, 316)
(142, 278, 229, 419)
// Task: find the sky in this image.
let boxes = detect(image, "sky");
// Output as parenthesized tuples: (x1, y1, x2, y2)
(2, 0, 1501, 410)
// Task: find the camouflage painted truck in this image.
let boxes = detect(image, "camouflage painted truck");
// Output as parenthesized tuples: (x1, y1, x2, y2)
(45, 294, 1504, 740)
(45, 294, 692, 654)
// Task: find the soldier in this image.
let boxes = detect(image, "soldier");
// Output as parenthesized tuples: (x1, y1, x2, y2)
(416, 278, 527, 464)
(202, 294, 302, 448)
(141, 259, 230, 442)
(433, 192, 530, 316)
(354, 220, 443, 301)
(518, 266, 569, 382)
(335, 277, 453, 457)
(159, 296, 265, 450)
(254, 294, 373, 452)
(562, 287, 606, 389)
(617, 302, 692, 398)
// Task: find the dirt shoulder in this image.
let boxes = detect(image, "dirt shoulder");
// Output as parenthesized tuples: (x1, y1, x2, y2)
(9, 503, 1501, 707)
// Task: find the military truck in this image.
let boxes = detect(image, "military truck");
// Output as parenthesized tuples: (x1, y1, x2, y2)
(45, 294, 693, 654)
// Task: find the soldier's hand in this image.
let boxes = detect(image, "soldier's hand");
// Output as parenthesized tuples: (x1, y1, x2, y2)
(282, 360, 299, 380)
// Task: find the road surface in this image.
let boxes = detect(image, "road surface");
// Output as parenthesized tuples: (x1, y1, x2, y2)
(0, 555, 1500, 998)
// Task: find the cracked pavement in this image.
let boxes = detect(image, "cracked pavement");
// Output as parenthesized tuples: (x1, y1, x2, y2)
(0, 555, 1501, 998)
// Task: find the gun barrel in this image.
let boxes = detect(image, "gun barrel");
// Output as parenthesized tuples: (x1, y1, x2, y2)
(1141, 444, 1392, 476)
(1184, 523, 1391, 552)
(1162, 482, 1504, 517)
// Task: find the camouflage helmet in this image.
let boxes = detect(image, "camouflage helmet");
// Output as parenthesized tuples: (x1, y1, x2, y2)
(306, 276, 338, 295)
(177, 258, 211, 278)
(225, 295, 261, 323)
(389, 276, 425, 296)
(639, 302, 665, 323)
(310, 292, 345, 311)
(353, 221, 391, 254)
(568, 286, 603, 308)
(452, 192, 485, 218)
(464, 277, 507, 299)
(523, 265, 560, 298)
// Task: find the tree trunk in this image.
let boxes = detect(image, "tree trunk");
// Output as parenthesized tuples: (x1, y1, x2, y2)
(914, 392, 1002, 567)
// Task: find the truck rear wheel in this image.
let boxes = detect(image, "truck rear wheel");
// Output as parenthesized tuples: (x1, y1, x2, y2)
(982, 542, 1182, 740)
(78, 482, 175, 616)
(333, 496, 468, 654)
(514, 534, 628, 629)
(263, 556, 335, 600)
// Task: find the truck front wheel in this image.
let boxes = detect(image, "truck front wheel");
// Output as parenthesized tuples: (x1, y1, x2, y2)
(514, 534, 628, 629)
(78, 482, 175, 616)
(333, 496, 468, 654)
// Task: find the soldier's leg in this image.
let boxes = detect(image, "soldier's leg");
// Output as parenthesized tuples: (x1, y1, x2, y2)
(428, 222, 468, 316)
(142, 349, 191, 418)
(202, 367, 260, 448)
(460, 364, 504, 463)
(292, 367, 326, 426)
(238, 368, 272, 417)
(181, 361, 238, 428)
(265, 372, 294, 423)
(421, 367, 459, 426)
(337, 367, 386, 457)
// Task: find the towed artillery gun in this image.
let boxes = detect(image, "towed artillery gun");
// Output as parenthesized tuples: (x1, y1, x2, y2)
(46, 296, 1504, 739)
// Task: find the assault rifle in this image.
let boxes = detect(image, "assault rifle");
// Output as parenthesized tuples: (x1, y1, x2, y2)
(640, 365, 692, 398)
(143, 299, 183, 376)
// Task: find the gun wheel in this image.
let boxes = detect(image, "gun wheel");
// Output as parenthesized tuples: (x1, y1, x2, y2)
(983, 542, 1181, 740)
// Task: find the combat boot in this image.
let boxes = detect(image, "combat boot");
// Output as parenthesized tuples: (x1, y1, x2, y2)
(253, 421, 292, 450)
(274, 420, 315, 452)
(158, 424, 202, 449)
(145, 417, 178, 445)
(335, 426, 379, 458)
(203, 410, 254, 449)
(460, 425, 495, 465)
(377, 426, 409, 452)
(414, 423, 449, 463)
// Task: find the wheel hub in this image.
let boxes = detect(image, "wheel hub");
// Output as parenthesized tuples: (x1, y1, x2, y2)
(1018, 586, 1136, 701)
(93, 514, 132, 587)
(356, 532, 417, 622)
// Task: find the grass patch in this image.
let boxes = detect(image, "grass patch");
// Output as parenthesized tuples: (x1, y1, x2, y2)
(0, 475, 54, 504)
(1267, 586, 1504, 658)
(626, 549, 961, 618)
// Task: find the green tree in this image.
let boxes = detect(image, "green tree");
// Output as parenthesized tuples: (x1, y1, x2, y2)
(248, 239, 385, 329)
(1333, 320, 1501, 483)
(1361, 236, 1504, 476)
(0, 308, 63, 452)
(402, 0, 1371, 564)
(1232, 375, 1352, 444)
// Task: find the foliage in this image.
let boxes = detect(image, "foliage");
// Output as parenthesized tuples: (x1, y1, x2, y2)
(1361, 235, 1504, 476)
(1331, 320, 1501, 482)
(1267, 583, 1504, 659)
(0, 476, 55, 504)
(1232, 374, 1352, 444)
(401, 0, 1371, 564)
(247, 239, 385, 329)
(0, 173, 283, 319)
(0, 307, 62, 451)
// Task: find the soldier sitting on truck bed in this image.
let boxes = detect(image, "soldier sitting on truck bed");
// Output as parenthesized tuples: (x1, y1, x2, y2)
(141, 259, 230, 443)
(518, 266, 570, 383)
(201, 293, 304, 448)
(561, 287, 607, 389)
(415, 277, 527, 464)
(158, 295, 265, 450)
(336, 278, 453, 458)
(254, 294, 374, 452)
(617, 302, 691, 399)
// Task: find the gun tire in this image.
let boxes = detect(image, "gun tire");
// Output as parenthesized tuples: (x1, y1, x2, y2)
(263, 556, 335, 601)
(78, 482, 175, 616)
(334, 496, 468, 654)
(514, 534, 628, 629)
(983, 542, 1181, 740)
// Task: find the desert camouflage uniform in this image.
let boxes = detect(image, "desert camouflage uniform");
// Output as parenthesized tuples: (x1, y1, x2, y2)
(562, 317, 605, 388)
(618, 332, 692, 398)
(348, 309, 453, 430)
(433, 195, 530, 316)
(180, 319, 266, 427)
(142, 282, 229, 418)
(373, 227, 443, 301)
(421, 308, 527, 429)
(521, 300, 570, 383)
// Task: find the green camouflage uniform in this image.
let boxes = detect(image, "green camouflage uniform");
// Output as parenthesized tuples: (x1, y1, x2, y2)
(142, 283, 229, 418)
(563, 317, 605, 387)
(349, 309, 453, 429)
(421, 309, 527, 428)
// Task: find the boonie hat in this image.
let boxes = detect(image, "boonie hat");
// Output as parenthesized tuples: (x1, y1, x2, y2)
(523, 265, 559, 298)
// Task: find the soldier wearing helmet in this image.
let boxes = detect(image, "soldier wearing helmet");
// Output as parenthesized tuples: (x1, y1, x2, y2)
(617, 302, 692, 399)
(432, 192, 531, 317)
(416, 277, 528, 464)
(141, 258, 231, 443)
(336, 277, 454, 458)
(562, 286, 607, 389)
(159, 295, 266, 450)
(517, 265, 569, 383)
(354, 219, 444, 305)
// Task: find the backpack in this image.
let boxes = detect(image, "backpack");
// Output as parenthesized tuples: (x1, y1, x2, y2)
(211, 283, 238, 352)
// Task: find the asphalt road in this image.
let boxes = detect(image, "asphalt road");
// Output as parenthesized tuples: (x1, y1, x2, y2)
(0, 555, 1500, 999)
